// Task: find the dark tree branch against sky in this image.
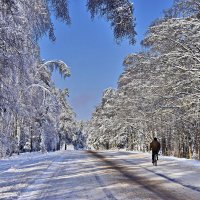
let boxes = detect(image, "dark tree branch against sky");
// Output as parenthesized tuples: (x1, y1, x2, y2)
(86, 0, 136, 44)
(49, 0, 137, 44)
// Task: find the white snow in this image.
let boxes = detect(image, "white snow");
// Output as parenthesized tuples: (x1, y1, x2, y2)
(0, 150, 199, 200)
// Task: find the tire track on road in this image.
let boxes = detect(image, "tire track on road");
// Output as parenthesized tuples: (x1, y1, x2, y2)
(94, 174, 118, 200)
(86, 151, 118, 200)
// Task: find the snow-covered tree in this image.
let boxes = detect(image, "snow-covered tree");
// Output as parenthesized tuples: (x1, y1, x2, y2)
(86, 0, 200, 159)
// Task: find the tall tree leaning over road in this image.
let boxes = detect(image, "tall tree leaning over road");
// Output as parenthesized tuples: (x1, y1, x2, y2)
(86, 0, 200, 159)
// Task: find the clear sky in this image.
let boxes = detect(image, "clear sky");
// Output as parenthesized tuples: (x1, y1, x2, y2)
(39, 0, 173, 121)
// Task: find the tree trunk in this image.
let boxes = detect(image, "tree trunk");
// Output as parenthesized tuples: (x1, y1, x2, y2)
(30, 126, 33, 152)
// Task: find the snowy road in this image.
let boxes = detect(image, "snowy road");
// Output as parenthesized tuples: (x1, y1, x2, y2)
(0, 150, 200, 200)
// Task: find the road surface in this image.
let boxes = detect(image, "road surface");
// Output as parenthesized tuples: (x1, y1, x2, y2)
(0, 150, 200, 200)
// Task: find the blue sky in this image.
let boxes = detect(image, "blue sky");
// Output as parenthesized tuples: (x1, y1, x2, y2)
(39, 0, 173, 121)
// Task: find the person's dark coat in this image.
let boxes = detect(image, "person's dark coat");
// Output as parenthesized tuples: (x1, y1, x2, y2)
(150, 140, 160, 152)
